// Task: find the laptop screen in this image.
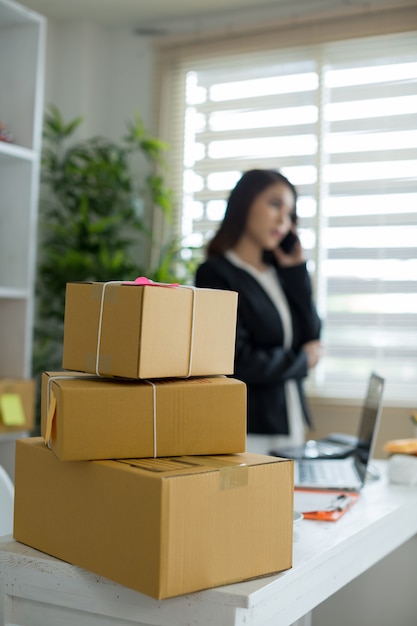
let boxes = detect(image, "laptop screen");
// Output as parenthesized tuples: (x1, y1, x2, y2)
(355, 372, 385, 471)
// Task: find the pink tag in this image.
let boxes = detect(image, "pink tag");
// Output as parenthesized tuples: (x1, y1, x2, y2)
(124, 276, 179, 288)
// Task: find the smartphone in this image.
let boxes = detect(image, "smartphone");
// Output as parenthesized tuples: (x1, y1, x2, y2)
(279, 211, 298, 253)
(279, 230, 299, 253)
(279, 210, 299, 254)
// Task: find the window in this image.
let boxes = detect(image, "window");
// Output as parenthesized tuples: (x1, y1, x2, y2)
(159, 30, 417, 402)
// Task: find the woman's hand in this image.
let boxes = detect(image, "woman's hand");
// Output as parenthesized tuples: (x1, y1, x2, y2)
(273, 233, 305, 267)
(302, 339, 322, 369)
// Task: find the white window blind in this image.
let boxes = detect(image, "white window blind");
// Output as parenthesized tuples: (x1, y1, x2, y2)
(159, 30, 417, 402)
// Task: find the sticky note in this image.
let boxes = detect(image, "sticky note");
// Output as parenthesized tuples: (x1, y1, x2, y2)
(0, 393, 26, 426)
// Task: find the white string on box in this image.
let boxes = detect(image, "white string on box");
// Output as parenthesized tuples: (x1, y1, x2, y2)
(143, 380, 157, 457)
(180, 285, 197, 378)
(49, 281, 197, 457)
(46, 374, 158, 458)
(95, 280, 124, 376)
(129, 281, 197, 378)
(46, 280, 197, 457)
(94, 280, 198, 378)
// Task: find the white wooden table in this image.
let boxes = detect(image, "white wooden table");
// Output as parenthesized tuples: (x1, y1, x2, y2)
(1, 461, 417, 626)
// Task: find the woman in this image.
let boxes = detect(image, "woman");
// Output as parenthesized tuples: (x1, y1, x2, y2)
(195, 169, 322, 455)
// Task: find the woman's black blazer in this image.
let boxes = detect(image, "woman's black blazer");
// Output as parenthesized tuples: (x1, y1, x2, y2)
(195, 255, 321, 435)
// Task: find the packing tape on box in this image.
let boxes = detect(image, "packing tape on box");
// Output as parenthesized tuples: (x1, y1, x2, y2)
(95, 278, 197, 378)
(184, 455, 249, 490)
(117, 456, 248, 490)
(45, 374, 161, 457)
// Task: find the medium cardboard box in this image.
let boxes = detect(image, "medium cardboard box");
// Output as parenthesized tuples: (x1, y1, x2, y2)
(62, 281, 238, 379)
(14, 438, 294, 599)
(0, 378, 35, 433)
(41, 372, 246, 461)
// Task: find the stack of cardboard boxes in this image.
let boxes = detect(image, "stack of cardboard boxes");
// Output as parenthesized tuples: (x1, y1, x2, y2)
(13, 280, 294, 599)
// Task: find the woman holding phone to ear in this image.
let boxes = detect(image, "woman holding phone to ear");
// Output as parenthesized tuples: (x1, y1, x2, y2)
(195, 169, 322, 454)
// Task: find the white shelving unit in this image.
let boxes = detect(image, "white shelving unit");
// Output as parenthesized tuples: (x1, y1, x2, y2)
(0, 0, 46, 479)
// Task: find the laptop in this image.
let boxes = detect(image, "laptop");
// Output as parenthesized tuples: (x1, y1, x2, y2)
(270, 372, 384, 461)
(292, 372, 385, 491)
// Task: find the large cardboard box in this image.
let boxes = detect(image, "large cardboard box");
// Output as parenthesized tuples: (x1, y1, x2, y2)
(62, 282, 238, 379)
(41, 372, 246, 461)
(14, 438, 294, 599)
(0, 378, 35, 433)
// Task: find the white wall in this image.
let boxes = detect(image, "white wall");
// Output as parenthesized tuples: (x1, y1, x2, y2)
(40, 19, 158, 269)
(44, 19, 156, 140)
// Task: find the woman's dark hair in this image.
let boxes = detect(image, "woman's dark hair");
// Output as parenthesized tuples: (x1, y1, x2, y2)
(206, 169, 297, 257)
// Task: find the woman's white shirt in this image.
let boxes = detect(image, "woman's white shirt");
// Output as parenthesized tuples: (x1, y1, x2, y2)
(225, 250, 305, 454)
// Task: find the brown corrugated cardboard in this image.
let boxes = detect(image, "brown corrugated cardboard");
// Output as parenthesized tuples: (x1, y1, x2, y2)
(0, 378, 35, 433)
(62, 282, 238, 379)
(41, 372, 246, 461)
(14, 438, 294, 599)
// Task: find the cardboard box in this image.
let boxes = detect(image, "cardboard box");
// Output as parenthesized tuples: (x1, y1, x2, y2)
(14, 438, 294, 599)
(41, 372, 246, 461)
(0, 378, 35, 433)
(62, 282, 238, 379)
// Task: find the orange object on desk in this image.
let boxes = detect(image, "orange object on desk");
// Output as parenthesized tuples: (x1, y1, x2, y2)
(294, 489, 360, 521)
(383, 438, 417, 456)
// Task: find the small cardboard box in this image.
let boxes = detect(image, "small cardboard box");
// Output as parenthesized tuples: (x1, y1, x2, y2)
(41, 372, 246, 461)
(14, 438, 294, 599)
(62, 282, 238, 379)
(0, 378, 35, 433)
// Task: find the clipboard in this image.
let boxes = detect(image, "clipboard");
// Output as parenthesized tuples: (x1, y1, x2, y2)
(294, 488, 360, 521)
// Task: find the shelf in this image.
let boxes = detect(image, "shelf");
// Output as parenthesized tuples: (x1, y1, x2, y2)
(0, 286, 29, 299)
(0, 0, 45, 379)
(0, 0, 46, 150)
(0, 141, 36, 161)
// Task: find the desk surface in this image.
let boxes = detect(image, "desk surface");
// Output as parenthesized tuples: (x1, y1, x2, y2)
(1, 460, 417, 626)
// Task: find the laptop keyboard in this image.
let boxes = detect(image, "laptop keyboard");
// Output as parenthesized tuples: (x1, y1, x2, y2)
(298, 459, 355, 483)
